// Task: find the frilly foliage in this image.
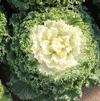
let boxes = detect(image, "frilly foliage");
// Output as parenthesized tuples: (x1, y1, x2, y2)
(0, 8, 9, 63)
(6, 7, 100, 101)
(0, 81, 12, 101)
(7, 0, 85, 11)
(0, 81, 4, 100)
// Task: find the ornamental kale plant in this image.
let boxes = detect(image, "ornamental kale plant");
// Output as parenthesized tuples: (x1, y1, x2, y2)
(0, 0, 100, 101)
(0, 81, 12, 101)
(0, 8, 8, 63)
(6, 7, 100, 101)
(0, 81, 4, 100)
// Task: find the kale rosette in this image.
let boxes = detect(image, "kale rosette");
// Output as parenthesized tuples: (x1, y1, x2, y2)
(7, 7, 99, 101)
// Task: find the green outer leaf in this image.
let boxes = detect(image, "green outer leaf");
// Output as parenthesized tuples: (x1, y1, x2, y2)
(7, 0, 85, 11)
(0, 8, 8, 63)
(0, 81, 12, 101)
(0, 81, 4, 100)
(7, 7, 99, 101)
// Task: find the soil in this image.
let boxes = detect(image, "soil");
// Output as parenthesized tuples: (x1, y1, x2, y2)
(80, 86, 100, 101)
